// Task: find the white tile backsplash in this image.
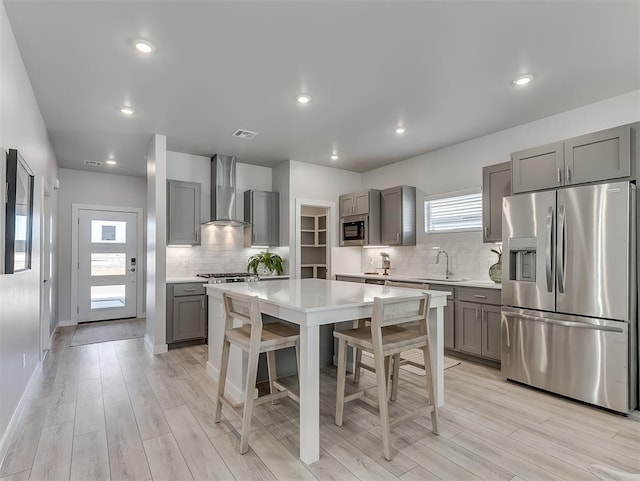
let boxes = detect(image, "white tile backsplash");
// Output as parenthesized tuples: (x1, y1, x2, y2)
(359, 232, 501, 281)
(166, 225, 289, 276)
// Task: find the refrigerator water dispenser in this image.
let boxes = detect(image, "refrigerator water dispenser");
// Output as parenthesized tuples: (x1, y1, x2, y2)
(508, 237, 537, 282)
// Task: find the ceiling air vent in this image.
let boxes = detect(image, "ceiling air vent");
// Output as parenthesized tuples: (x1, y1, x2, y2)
(84, 160, 103, 166)
(232, 129, 258, 140)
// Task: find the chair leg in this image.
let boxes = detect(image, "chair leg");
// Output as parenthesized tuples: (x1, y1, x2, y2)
(266, 350, 278, 404)
(390, 353, 400, 402)
(353, 347, 363, 383)
(240, 344, 260, 454)
(374, 348, 393, 460)
(335, 338, 348, 427)
(422, 345, 439, 435)
(214, 338, 231, 423)
(295, 342, 300, 375)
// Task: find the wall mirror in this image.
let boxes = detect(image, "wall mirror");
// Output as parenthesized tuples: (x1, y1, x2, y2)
(5, 148, 34, 273)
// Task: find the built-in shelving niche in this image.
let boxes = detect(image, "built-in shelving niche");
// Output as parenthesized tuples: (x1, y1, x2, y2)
(300, 206, 328, 279)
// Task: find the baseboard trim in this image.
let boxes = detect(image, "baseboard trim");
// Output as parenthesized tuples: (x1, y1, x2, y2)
(206, 360, 246, 405)
(0, 361, 43, 468)
(58, 319, 77, 327)
(144, 334, 168, 355)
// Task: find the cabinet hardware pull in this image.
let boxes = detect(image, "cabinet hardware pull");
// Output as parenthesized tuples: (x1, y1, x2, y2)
(485, 226, 489, 237)
(565, 166, 571, 182)
(475, 308, 480, 320)
(396, 232, 400, 242)
(201, 298, 205, 309)
(557, 167, 562, 183)
(473, 294, 487, 299)
(183, 288, 196, 292)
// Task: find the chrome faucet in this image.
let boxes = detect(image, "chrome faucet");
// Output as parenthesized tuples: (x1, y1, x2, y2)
(436, 250, 453, 279)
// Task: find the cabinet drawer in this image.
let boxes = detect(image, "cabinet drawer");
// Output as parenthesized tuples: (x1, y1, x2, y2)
(457, 287, 500, 305)
(173, 283, 206, 296)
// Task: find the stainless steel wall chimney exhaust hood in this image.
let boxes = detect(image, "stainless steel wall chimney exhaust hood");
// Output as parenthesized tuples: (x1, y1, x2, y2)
(203, 154, 248, 226)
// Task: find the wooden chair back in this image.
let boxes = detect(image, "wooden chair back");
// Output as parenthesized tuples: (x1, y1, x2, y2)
(223, 291, 263, 332)
(385, 280, 430, 290)
(370, 294, 431, 330)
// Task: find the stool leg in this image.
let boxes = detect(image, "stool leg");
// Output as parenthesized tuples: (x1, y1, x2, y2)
(390, 353, 400, 402)
(240, 342, 260, 454)
(422, 345, 439, 435)
(266, 351, 278, 404)
(214, 337, 231, 423)
(353, 347, 363, 383)
(374, 347, 393, 460)
(335, 338, 347, 427)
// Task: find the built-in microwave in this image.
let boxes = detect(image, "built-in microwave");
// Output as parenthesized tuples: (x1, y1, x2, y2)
(340, 215, 369, 246)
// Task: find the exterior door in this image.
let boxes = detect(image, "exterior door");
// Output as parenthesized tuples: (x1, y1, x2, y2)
(77, 209, 138, 322)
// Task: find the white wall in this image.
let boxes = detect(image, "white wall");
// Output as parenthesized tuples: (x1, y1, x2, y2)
(0, 1, 58, 453)
(146, 135, 167, 353)
(354, 90, 640, 280)
(55, 168, 146, 322)
(287, 160, 362, 276)
(165, 153, 274, 277)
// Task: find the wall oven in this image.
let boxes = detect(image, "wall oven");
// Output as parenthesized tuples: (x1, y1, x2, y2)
(340, 215, 369, 246)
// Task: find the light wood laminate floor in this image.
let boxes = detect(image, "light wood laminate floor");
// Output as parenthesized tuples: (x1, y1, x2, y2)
(1, 326, 638, 481)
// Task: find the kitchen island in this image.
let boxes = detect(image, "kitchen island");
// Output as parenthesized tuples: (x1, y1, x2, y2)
(205, 278, 449, 464)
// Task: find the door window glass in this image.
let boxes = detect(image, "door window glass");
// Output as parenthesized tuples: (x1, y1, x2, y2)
(91, 220, 126, 243)
(91, 253, 126, 276)
(91, 285, 125, 309)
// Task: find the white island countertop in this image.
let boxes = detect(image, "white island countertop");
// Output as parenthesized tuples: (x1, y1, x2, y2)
(335, 272, 502, 290)
(166, 276, 205, 284)
(205, 278, 449, 464)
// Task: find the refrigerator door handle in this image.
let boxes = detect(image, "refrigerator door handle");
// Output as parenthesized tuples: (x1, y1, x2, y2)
(545, 206, 554, 292)
(557, 204, 566, 293)
(503, 312, 624, 333)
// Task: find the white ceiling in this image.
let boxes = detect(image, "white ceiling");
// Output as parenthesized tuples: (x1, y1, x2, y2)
(4, 1, 640, 177)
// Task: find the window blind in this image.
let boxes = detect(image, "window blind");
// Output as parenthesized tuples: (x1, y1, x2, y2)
(424, 191, 482, 233)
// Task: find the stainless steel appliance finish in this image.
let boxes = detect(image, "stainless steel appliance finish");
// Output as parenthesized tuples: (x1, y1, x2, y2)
(196, 272, 259, 283)
(501, 180, 637, 413)
(203, 154, 249, 226)
(502, 307, 631, 414)
(340, 215, 369, 246)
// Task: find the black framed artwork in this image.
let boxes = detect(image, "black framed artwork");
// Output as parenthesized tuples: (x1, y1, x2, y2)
(5, 148, 34, 274)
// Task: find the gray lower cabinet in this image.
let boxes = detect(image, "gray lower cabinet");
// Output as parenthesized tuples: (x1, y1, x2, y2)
(455, 287, 502, 360)
(244, 190, 279, 246)
(166, 283, 207, 344)
(335, 275, 365, 283)
(482, 161, 511, 243)
(511, 124, 632, 194)
(167, 180, 201, 245)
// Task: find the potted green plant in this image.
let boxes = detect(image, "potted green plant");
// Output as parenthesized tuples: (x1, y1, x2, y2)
(489, 246, 502, 283)
(247, 250, 284, 276)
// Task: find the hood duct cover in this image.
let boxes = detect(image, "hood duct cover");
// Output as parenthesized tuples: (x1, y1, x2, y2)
(204, 154, 248, 226)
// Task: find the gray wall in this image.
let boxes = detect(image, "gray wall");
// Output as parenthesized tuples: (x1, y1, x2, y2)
(0, 2, 59, 447)
(56, 168, 147, 322)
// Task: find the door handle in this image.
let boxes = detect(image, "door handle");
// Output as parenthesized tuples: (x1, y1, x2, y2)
(503, 312, 623, 333)
(556, 205, 566, 294)
(545, 206, 553, 293)
(130, 267, 136, 272)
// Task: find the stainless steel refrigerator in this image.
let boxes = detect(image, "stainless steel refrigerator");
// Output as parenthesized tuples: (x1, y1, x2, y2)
(501, 180, 637, 413)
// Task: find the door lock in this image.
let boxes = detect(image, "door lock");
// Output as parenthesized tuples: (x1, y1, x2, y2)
(130, 267, 136, 272)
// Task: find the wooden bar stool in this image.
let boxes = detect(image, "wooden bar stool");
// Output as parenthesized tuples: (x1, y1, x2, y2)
(334, 293, 438, 460)
(214, 291, 300, 454)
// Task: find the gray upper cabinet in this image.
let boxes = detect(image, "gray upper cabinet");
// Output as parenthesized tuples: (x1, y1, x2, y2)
(512, 125, 632, 193)
(167, 180, 201, 245)
(339, 190, 375, 217)
(381, 185, 416, 246)
(564, 126, 631, 185)
(511, 142, 564, 193)
(244, 190, 279, 246)
(482, 161, 511, 243)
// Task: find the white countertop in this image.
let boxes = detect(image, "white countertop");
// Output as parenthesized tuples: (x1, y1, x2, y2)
(166, 277, 205, 284)
(205, 278, 449, 314)
(335, 272, 502, 290)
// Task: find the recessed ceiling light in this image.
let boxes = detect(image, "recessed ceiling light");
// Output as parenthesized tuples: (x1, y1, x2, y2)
(296, 93, 311, 104)
(120, 106, 135, 116)
(134, 39, 155, 54)
(513, 74, 534, 86)
(395, 126, 406, 135)
(106, 160, 117, 165)
(330, 153, 339, 161)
